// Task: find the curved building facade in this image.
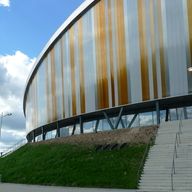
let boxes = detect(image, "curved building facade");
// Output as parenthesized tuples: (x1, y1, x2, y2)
(24, 0, 192, 141)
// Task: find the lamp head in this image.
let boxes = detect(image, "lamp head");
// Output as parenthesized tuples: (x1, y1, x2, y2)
(188, 67, 192, 72)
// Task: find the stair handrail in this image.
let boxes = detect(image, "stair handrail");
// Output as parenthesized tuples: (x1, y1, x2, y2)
(171, 132, 181, 190)
(171, 113, 183, 191)
(179, 111, 183, 134)
(1, 139, 27, 158)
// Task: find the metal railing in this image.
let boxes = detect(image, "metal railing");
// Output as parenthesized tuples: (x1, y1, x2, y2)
(171, 112, 183, 190)
(1, 139, 27, 158)
(171, 132, 181, 190)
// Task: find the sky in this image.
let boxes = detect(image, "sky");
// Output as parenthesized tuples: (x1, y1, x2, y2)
(0, 0, 84, 152)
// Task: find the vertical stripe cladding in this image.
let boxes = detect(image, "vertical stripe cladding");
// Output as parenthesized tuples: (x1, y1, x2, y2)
(25, 0, 192, 133)
(69, 27, 77, 116)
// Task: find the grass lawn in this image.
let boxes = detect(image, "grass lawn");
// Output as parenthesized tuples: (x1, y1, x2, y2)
(0, 143, 147, 189)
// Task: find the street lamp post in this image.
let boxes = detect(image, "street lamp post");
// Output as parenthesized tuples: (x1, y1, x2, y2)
(0, 112, 12, 137)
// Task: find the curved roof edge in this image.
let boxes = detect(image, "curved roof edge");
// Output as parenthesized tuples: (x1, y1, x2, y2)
(23, 0, 97, 116)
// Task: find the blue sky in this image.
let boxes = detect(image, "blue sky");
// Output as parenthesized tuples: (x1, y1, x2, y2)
(0, 0, 84, 57)
(0, 0, 84, 151)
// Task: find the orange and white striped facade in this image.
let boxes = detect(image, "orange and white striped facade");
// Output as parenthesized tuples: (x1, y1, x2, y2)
(24, 0, 192, 134)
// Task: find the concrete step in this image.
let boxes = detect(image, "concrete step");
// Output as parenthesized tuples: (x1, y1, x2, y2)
(140, 184, 192, 188)
(157, 130, 192, 135)
(140, 174, 192, 178)
(138, 190, 192, 192)
(139, 179, 192, 183)
(143, 165, 192, 169)
(148, 150, 192, 154)
(139, 119, 192, 191)
(139, 190, 170, 191)
(143, 166, 192, 170)
(145, 157, 192, 161)
(155, 139, 192, 143)
(140, 176, 192, 181)
(139, 187, 192, 191)
(139, 183, 192, 188)
(145, 160, 192, 165)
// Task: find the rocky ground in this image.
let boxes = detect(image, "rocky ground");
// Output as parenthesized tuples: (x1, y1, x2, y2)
(33, 126, 158, 146)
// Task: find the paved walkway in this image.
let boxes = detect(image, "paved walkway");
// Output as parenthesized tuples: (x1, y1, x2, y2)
(0, 183, 137, 192)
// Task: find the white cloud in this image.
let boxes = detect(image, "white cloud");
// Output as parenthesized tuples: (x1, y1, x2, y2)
(0, 0, 10, 7)
(0, 51, 36, 150)
(0, 51, 35, 85)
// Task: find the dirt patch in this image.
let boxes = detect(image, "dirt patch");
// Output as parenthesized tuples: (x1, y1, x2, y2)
(32, 125, 158, 146)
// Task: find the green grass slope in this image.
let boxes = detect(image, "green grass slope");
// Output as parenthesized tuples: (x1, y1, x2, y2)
(0, 143, 147, 189)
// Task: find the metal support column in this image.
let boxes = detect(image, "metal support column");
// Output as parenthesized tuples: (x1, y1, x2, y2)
(165, 109, 169, 122)
(79, 117, 84, 134)
(114, 107, 123, 129)
(138, 114, 140, 127)
(128, 114, 138, 128)
(152, 111, 155, 125)
(156, 101, 160, 125)
(42, 126, 46, 141)
(120, 119, 125, 128)
(103, 111, 114, 130)
(72, 124, 76, 135)
(95, 119, 100, 133)
(176, 108, 179, 120)
(56, 122, 60, 138)
(27, 134, 30, 143)
(183, 107, 188, 120)
(33, 130, 35, 143)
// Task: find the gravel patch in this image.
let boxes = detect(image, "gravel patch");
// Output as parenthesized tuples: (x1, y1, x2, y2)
(32, 126, 158, 146)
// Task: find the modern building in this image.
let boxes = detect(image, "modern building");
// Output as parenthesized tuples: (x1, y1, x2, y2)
(23, 0, 192, 142)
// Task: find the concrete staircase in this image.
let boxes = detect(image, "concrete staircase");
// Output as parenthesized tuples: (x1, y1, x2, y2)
(138, 119, 192, 192)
